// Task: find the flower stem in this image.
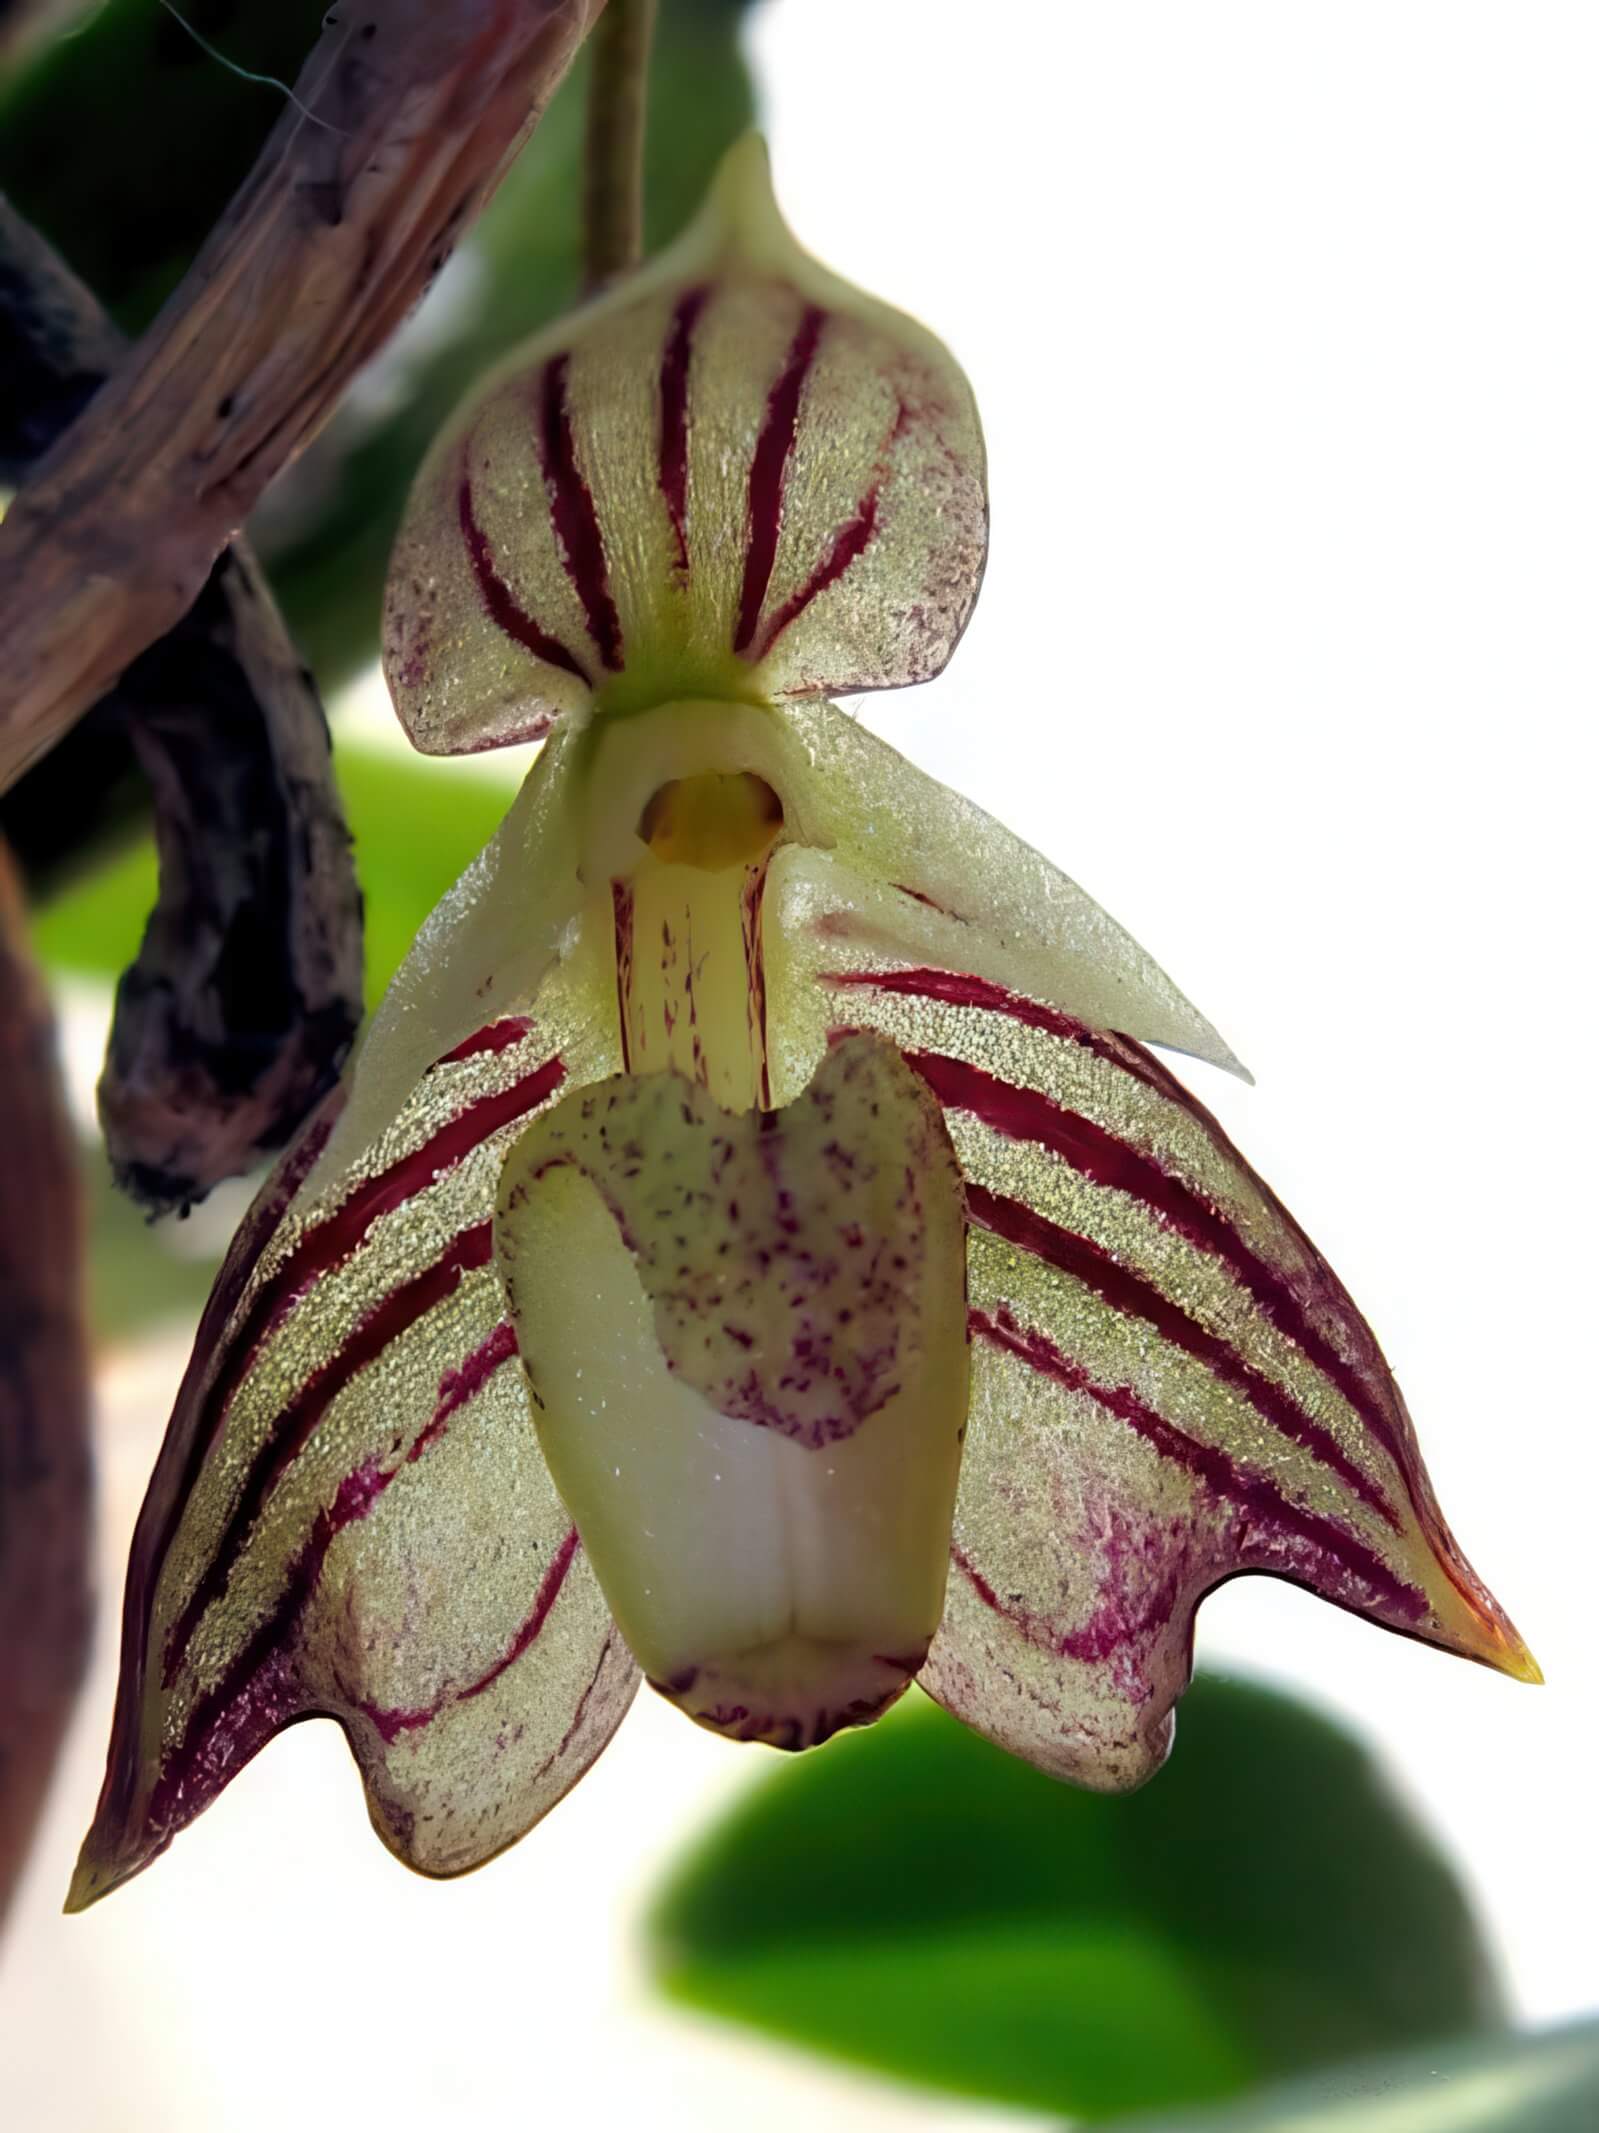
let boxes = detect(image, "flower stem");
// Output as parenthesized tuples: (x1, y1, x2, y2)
(583, 0, 656, 291)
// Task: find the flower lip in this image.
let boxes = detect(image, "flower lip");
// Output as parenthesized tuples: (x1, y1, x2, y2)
(493, 1037, 972, 1751)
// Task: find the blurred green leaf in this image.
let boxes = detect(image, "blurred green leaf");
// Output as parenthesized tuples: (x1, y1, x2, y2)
(334, 745, 513, 1011)
(647, 1677, 1506, 2124)
(1117, 2017, 1599, 2132)
(30, 815, 155, 982)
(33, 737, 513, 1010)
(0, 0, 330, 327)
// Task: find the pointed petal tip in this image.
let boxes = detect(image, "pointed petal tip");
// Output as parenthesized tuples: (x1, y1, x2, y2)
(63, 1831, 156, 1916)
(1480, 1617, 1544, 1687)
(1431, 1573, 1542, 1686)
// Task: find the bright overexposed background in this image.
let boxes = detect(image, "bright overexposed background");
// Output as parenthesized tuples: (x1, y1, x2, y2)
(4, 3, 1595, 2123)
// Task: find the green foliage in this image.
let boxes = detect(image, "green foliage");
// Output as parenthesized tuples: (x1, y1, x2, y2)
(647, 1678, 1506, 2124)
(1120, 2018, 1599, 2132)
(0, 0, 331, 327)
(333, 745, 512, 1012)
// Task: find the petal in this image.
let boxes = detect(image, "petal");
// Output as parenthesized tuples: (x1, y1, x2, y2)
(383, 136, 986, 754)
(814, 963, 1535, 1790)
(494, 1037, 970, 1750)
(753, 697, 1244, 1077)
(71, 1011, 635, 1907)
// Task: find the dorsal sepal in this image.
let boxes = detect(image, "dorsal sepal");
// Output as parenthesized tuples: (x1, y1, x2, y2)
(384, 137, 988, 754)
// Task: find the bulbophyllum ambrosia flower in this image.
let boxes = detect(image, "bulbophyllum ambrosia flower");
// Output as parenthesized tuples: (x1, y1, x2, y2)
(71, 141, 1535, 1908)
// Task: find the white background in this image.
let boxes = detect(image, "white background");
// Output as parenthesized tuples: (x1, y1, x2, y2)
(4, 3, 1595, 2124)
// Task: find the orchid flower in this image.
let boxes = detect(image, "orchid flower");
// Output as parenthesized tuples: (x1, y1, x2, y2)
(71, 140, 1534, 1908)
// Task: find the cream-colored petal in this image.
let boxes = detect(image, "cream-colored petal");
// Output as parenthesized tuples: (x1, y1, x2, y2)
(494, 1039, 970, 1750)
(747, 696, 1245, 1078)
(383, 137, 986, 753)
(308, 720, 594, 1191)
(803, 962, 1536, 1790)
(70, 1007, 634, 1907)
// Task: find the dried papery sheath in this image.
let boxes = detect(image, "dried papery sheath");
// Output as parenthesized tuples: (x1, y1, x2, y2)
(75, 136, 1533, 1908)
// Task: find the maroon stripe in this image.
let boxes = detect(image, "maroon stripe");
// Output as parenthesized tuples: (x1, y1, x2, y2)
(539, 354, 623, 671)
(178, 1051, 562, 1509)
(461, 1524, 581, 1702)
(892, 884, 965, 921)
(734, 305, 826, 654)
(969, 1307, 1424, 1621)
(612, 877, 634, 1071)
(824, 965, 1172, 1096)
(409, 1320, 518, 1465)
(92, 1097, 345, 1844)
(659, 285, 708, 573)
(539, 1630, 619, 1776)
(908, 1048, 1416, 1490)
(153, 1323, 521, 1823)
(363, 1525, 582, 1742)
(165, 1223, 495, 1680)
(950, 1541, 1181, 1665)
(458, 467, 592, 684)
(438, 1017, 533, 1064)
(965, 1184, 1400, 1527)
(742, 855, 772, 1110)
(1100, 1029, 1431, 1517)
(752, 485, 881, 659)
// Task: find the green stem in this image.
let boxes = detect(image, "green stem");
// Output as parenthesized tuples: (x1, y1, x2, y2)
(582, 0, 657, 291)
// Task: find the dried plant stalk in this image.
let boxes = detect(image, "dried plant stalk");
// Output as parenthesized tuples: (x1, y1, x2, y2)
(0, 0, 604, 792)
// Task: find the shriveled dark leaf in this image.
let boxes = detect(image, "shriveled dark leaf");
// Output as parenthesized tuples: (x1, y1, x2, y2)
(32, 740, 508, 1013)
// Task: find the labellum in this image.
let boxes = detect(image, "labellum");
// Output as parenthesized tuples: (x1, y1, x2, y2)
(71, 140, 1534, 1909)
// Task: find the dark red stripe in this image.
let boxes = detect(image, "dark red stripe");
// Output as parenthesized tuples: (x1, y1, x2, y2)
(539, 354, 623, 671)
(824, 966, 1172, 1096)
(363, 1525, 582, 1742)
(165, 1223, 495, 1679)
(752, 485, 880, 659)
(438, 1016, 534, 1064)
(965, 1185, 1400, 1528)
(734, 305, 826, 654)
(969, 1307, 1424, 1621)
(612, 877, 634, 1072)
(742, 855, 772, 1110)
(175, 1050, 562, 1519)
(153, 1323, 522, 1827)
(93, 1096, 345, 1844)
(658, 285, 707, 573)
(950, 1541, 1181, 1665)
(908, 1048, 1416, 1489)
(892, 883, 966, 921)
(409, 1320, 519, 1465)
(458, 467, 592, 684)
